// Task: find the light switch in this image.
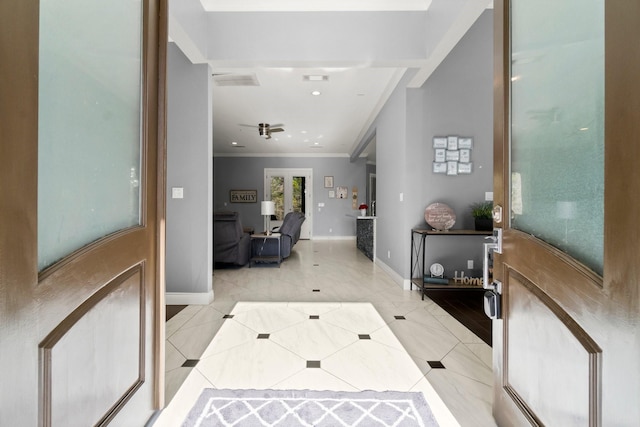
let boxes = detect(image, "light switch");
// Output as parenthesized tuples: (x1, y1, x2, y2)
(485, 192, 493, 201)
(318, 202, 325, 207)
(172, 187, 184, 199)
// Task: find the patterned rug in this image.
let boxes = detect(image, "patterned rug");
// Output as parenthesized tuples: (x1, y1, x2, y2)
(182, 388, 439, 427)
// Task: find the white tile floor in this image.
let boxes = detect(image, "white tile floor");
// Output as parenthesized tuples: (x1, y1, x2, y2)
(158, 240, 497, 427)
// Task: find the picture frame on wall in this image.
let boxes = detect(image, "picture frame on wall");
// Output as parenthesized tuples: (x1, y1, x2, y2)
(433, 137, 447, 148)
(434, 148, 446, 162)
(336, 186, 348, 199)
(458, 163, 473, 174)
(433, 162, 447, 174)
(445, 150, 460, 161)
(459, 149, 471, 163)
(447, 136, 458, 150)
(458, 137, 473, 149)
(324, 176, 334, 188)
(328, 190, 335, 198)
(447, 161, 458, 175)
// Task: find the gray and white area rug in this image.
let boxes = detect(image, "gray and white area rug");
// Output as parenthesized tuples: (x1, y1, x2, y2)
(183, 388, 439, 427)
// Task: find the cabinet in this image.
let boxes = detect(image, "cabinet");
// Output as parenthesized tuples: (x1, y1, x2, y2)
(356, 217, 376, 261)
(410, 228, 492, 299)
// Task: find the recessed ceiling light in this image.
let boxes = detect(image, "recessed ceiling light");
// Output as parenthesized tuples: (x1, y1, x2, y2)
(579, 127, 589, 131)
(314, 142, 319, 145)
(311, 90, 321, 96)
(304, 75, 328, 82)
(231, 141, 238, 145)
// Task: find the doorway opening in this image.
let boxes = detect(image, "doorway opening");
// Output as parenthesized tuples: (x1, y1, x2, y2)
(264, 168, 312, 239)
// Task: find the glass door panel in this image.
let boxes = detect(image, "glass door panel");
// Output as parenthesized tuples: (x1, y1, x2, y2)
(510, 0, 604, 275)
(38, 0, 143, 270)
(269, 176, 285, 221)
(292, 176, 306, 215)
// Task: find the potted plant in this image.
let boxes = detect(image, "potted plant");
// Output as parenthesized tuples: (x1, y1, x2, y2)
(358, 203, 368, 216)
(470, 201, 493, 231)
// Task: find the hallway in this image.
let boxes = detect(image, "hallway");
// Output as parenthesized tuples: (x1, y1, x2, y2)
(159, 240, 496, 426)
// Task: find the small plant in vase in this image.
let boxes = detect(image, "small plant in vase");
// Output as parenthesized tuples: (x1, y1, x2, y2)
(358, 203, 368, 216)
(470, 201, 493, 231)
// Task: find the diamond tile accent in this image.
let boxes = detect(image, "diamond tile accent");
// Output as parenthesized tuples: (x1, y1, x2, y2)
(223, 314, 234, 319)
(394, 315, 406, 320)
(257, 333, 270, 339)
(312, 289, 320, 292)
(307, 360, 321, 368)
(428, 360, 446, 369)
(182, 359, 199, 367)
(358, 334, 371, 340)
(309, 315, 320, 319)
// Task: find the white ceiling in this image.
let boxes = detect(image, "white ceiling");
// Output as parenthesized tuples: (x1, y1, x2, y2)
(201, 0, 432, 12)
(175, 0, 492, 159)
(212, 67, 402, 157)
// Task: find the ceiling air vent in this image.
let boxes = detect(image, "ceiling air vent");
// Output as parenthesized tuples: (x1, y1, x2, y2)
(212, 74, 260, 87)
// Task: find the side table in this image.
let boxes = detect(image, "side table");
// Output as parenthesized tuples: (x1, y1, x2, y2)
(250, 233, 281, 267)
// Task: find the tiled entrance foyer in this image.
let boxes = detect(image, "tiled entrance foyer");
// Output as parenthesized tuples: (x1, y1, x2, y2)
(159, 240, 496, 426)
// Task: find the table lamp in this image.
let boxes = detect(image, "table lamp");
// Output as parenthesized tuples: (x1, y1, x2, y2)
(261, 200, 275, 235)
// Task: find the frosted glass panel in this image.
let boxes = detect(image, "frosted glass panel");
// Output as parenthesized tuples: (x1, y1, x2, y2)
(38, 0, 142, 270)
(510, 0, 604, 275)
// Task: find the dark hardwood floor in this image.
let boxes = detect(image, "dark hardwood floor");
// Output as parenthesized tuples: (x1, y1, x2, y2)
(166, 305, 187, 322)
(425, 288, 492, 346)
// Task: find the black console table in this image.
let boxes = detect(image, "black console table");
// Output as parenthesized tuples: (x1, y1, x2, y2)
(410, 228, 492, 299)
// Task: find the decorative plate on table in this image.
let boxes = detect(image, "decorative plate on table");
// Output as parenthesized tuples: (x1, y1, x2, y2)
(424, 202, 456, 230)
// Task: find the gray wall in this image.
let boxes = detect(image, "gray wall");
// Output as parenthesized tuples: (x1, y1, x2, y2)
(213, 156, 367, 237)
(372, 10, 494, 279)
(166, 43, 213, 295)
(418, 10, 494, 275)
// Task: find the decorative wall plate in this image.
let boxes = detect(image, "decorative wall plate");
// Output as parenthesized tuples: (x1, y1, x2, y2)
(424, 202, 456, 230)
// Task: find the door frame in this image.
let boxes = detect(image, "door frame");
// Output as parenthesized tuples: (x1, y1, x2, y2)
(264, 168, 313, 239)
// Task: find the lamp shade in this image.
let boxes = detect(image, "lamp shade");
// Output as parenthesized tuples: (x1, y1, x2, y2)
(261, 200, 275, 216)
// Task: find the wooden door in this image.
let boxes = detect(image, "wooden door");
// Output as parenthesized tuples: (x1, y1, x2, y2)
(0, 0, 166, 425)
(492, 1, 640, 425)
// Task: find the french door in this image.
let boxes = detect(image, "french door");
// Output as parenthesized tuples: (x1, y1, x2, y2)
(264, 168, 312, 239)
(0, 0, 166, 425)
(492, 1, 640, 425)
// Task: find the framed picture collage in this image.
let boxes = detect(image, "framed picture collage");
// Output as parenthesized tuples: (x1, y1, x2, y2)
(432, 136, 473, 175)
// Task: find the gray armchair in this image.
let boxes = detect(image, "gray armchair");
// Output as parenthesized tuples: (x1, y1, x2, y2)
(273, 211, 306, 259)
(213, 211, 250, 266)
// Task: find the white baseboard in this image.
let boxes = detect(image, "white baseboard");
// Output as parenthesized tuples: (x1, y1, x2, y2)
(311, 236, 356, 241)
(165, 290, 214, 305)
(374, 258, 413, 290)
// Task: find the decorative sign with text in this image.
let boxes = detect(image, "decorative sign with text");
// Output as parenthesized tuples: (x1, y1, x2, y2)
(230, 190, 257, 203)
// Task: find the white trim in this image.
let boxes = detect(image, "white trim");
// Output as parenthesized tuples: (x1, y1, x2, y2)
(312, 236, 356, 241)
(165, 290, 214, 305)
(214, 152, 350, 158)
(202, 0, 433, 12)
(374, 258, 413, 290)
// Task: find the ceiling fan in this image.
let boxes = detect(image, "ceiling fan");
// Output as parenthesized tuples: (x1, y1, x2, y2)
(240, 123, 285, 140)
